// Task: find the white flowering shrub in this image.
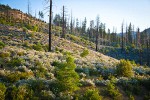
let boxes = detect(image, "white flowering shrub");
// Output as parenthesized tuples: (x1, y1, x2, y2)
(80, 79, 95, 86)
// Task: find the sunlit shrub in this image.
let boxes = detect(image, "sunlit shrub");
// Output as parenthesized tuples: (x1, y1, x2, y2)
(0, 51, 10, 58)
(5, 85, 35, 100)
(0, 82, 6, 100)
(8, 57, 25, 67)
(22, 27, 28, 32)
(0, 41, 5, 49)
(80, 49, 89, 57)
(116, 59, 134, 77)
(106, 82, 122, 99)
(81, 88, 102, 100)
(17, 51, 25, 56)
(32, 43, 43, 51)
(22, 41, 30, 48)
(5, 72, 30, 83)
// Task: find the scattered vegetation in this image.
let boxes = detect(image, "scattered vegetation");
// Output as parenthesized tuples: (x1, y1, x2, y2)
(0, 3, 149, 99)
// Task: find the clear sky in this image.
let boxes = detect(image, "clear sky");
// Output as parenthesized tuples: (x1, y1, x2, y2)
(0, 0, 150, 32)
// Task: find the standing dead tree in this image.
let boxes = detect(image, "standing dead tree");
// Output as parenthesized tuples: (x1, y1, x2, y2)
(96, 16, 99, 51)
(121, 22, 124, 52)
(49, 0, 52, 52)
(61, 6, 66, 38)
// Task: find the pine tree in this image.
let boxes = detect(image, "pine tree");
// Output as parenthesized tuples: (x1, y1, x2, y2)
(54, 56, 79, 93)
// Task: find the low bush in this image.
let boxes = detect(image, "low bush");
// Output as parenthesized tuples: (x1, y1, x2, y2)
(22, 41, 30, 47)
(80, 49, 89, 57)
(4, 72, 30, 83)
(106, 82, 122, 99)
(0, 52, 10, 58)
(17, 51, 25, 56)
(0, 41, 5, 49)
(22, 27, 28, 32)
(5, 85, 35, 100)
(0, 82, 6, 100)
(32, 43, 43, 51)
(8, 57, 25, 67)
(82, 88, 102, 100)
(116, 59, 134, 77)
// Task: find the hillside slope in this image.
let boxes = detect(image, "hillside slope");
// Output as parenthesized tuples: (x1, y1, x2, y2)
(0, 24, 150, 100)
(0, 24, 118, 68)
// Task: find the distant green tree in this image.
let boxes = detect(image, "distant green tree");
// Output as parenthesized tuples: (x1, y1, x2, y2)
(53, 14, 62, 26)
(38, 11, 44, 19)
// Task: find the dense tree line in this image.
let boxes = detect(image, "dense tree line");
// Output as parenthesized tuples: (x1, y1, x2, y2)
(52, 10, 150, 66)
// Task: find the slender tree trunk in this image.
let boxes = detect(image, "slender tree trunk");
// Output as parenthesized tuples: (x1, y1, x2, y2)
(70, 11, 73, 34)
(96, 30, 98, 51)
(121, 22, 124, 52)
(49, 0, 52, 52)
(62, 6, 65, 38)
(146, 40, 149, 66)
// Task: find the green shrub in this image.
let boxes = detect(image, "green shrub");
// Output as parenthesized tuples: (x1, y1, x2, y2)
(116, 59, 134, 77)
(8, 57, 25, 67)
(42, 44, 49, 52)
(17, 52, 25, 56)
(22, 41, 29, 47)
(0, 41, 5, 49)
(129, 95, 135, 100)
(106, 82, 122, 100)
(0, 52, 10, 58)
(66, 56, 74, 63)
(82, 88, 102, 100)
(54, 56, 80, 93)
(63, 51, 72, 56)
(32, 43, 43, 51)
(4, 72, 29, 83)
(22, 27, 28, 32)
(25, 24, 32, 30)
(32, 25, 38, 32)
(0, 83, 6, 100)
(28, 32, 35, 38)
(5, 85, 35, 100)
(80, 49, 89, 57)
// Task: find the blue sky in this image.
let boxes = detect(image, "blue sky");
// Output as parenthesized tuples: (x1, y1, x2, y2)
(0, 0, 150, 32)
